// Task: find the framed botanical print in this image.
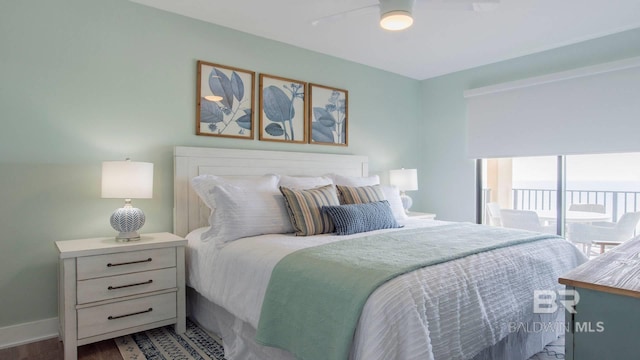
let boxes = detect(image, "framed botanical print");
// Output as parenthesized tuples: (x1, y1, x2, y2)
(258, 74, 307, 143)
(308, 83, 348, 146)
(196, 60, 255, 139)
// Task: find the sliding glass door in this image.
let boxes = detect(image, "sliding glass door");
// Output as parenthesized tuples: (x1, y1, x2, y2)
(480, 156, 559, 234)
(565, 153, 640, 220)
(564, 153, 640, 255)
(479, 152, 640, 254)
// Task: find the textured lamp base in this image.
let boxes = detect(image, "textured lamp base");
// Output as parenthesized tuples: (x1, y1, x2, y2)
(400, 191, 413, 213)
(115, 231, 141, 242)
(110, 202, 145, 241)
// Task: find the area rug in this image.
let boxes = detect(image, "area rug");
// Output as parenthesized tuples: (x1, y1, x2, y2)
(115, 319, 226, 360)
(116, 318, 563, 360)
(528, 336, 565, 360)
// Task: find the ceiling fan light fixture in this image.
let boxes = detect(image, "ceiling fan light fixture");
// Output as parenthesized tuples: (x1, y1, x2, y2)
(204, 94, 223, 102)
(380, 11, 413, 31)
(379, 0, 415, 31)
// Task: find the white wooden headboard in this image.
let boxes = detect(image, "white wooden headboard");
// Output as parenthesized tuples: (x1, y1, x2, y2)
(173, 146, 369, 237)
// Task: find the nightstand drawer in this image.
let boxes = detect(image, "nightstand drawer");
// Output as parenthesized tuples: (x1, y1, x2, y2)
(77, 248, 176, 280)
(77, 292, 177, 339)
(77, 267, 177, 304)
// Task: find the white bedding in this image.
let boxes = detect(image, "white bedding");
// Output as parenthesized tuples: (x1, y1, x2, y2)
(186, 219, 586, 360)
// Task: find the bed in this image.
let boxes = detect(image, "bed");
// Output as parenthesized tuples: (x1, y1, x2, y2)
(173, 146, 586, 360)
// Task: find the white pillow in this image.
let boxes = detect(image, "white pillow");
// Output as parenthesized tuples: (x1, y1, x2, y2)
(381, 185, 409, 220)
(191, 174, 279, 210)
(203, 183, 294, 243)
(329, 174, 380, 187)
(278, 175, 333, 189)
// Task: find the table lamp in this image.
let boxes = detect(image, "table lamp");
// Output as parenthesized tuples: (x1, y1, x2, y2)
(101, 159, 153, 241)
(389, 168, 418, 213)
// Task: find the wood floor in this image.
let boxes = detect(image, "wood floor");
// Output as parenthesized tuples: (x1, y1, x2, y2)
(0, 338, 122, 360)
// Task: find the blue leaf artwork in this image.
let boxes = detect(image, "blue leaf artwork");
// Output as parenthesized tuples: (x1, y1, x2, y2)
(310, 84, 348, 146)
(259, 75, 306, 143)
(197, 61, 255, 139)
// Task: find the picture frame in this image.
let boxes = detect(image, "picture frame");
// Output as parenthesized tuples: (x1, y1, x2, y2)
(196, 60, 255, 139)
(258, 74, 307, 143)
(308, 83, 348, 146)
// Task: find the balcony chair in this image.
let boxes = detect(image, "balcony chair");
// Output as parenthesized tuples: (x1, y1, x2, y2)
(569, 203, 606, 213)
(485, 202, 502, 227)
(499, 209, 556, 234)
(568, 211, 640, 256)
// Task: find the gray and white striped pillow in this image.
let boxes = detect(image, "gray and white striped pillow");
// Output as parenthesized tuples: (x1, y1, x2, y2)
(280, 184, 340, 236)
(336, 184, 385, 205)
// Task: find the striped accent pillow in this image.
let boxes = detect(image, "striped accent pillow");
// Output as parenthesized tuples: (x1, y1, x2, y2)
(336, 185, 385, 205)
(322, 201, 400, 235)
(280, 185, 341, 236)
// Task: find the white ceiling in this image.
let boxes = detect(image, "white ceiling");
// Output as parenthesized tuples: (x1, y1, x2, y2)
(129, 0, 640, 80)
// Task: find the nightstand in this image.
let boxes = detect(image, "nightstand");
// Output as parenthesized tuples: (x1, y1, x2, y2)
(406, 211, 436, 220)
(56, 232, 187, 360)
(559, 238, 640, 360)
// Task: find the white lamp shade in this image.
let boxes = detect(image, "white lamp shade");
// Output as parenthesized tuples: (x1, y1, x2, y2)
(389, 168, 418, 191)
(102, 160, 154, 199)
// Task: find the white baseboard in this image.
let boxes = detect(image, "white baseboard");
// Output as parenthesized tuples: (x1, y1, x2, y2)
(0, 317, 59, 350)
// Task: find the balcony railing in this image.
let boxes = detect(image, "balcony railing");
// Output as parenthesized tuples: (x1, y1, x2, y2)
(511, 188, 640, 222)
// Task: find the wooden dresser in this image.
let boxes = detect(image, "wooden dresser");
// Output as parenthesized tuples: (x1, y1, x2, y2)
(559, 238, 640, 360)
(56, 232, 187, 360)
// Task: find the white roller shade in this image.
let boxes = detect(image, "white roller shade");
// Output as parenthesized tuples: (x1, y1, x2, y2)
(465, 56, 640, 159)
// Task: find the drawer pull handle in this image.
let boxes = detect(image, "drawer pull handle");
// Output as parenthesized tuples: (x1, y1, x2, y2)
(108, 279, 153, 290)
(108, 307, 153, 320)
(107, 258, 152, 267)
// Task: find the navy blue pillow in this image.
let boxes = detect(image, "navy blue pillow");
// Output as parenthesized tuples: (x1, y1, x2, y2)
(322, 200, 401, 235)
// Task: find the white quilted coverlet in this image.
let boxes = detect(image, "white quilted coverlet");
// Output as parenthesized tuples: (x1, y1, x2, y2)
(187, 220, 586, 360)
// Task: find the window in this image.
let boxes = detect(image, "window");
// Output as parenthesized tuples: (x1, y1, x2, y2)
(480, 156, 558, 234)
(479, 153, 640, 255)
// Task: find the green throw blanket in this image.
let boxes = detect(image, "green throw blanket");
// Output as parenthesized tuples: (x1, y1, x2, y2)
(255, 223, 558, 360)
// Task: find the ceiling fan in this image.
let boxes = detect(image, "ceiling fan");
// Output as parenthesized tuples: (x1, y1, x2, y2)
(311, 0, 500, 31)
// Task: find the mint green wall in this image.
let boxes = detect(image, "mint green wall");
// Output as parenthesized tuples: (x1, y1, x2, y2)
(418, 27, 640, 222)
(2, 0, 639, 329)
(0, 0, 421, 327)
